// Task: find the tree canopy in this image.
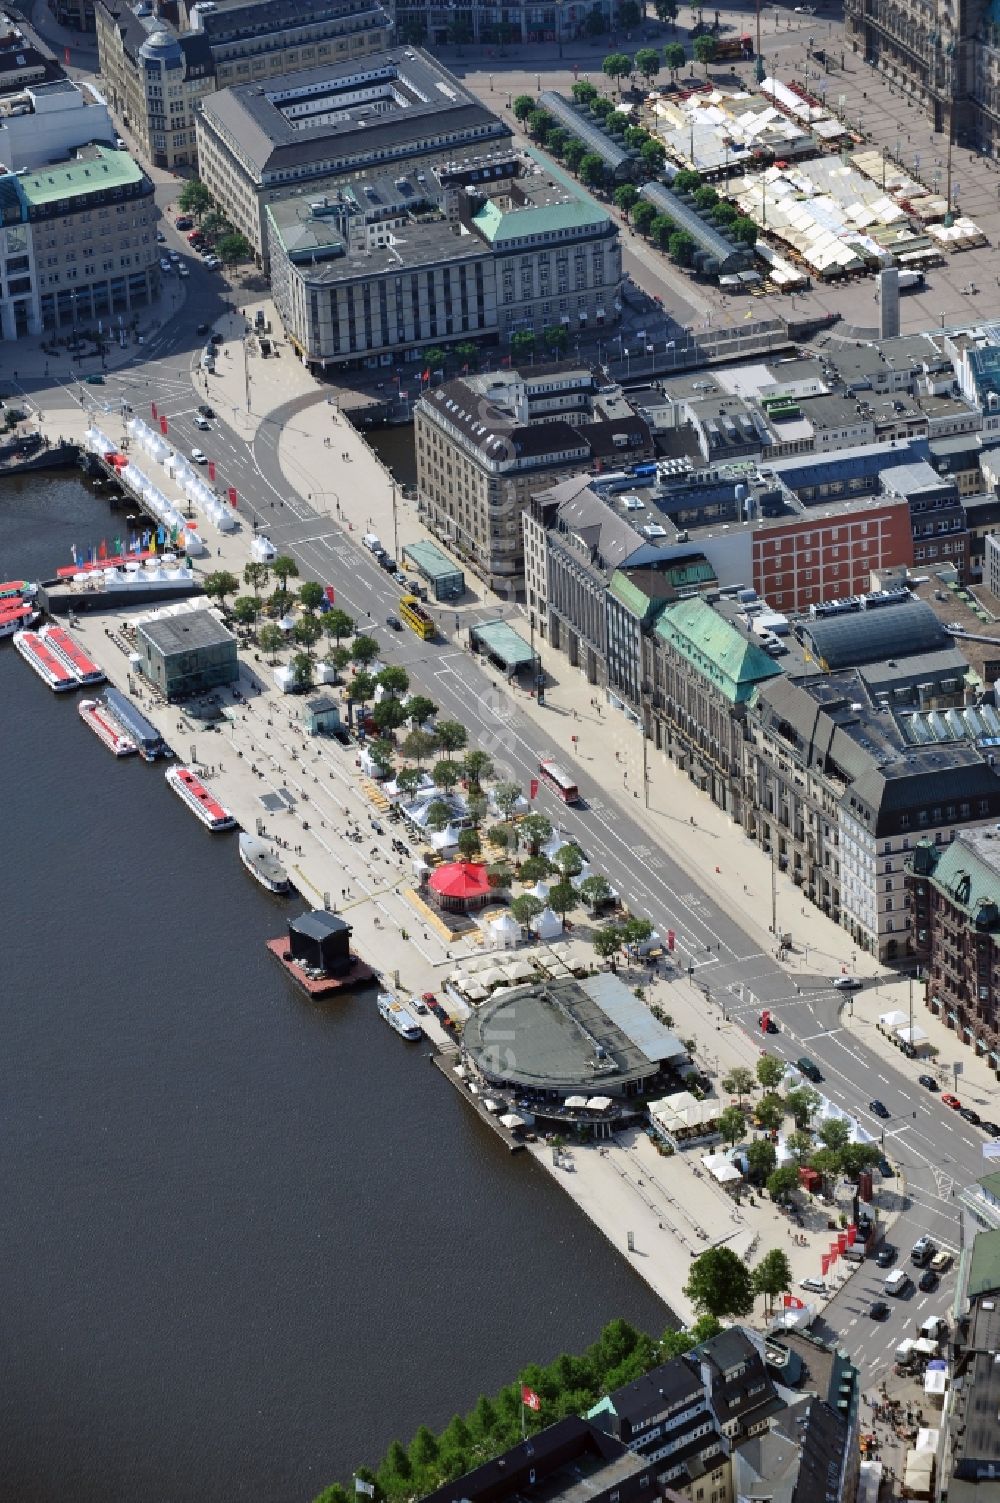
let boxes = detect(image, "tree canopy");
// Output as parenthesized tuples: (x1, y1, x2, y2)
(683, 1245, 755, 1320)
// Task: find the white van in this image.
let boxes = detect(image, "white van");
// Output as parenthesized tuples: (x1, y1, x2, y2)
(363, 533, 383, 555)
(885, 1269, 912, 1297)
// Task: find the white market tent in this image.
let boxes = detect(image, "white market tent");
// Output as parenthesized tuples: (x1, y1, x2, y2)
(490, 912, 522, 950)
(587, 1096, 613, 1111)
(879, 1009, 909, 1030)
(649, 1091, 718, 1137)
(499, 1112, 526, 1130)
(530, 881, 551, 902)
(531, 907, 562, 941)
(703, 1153, 743, 1185)
(565, 1095, 588, 1109)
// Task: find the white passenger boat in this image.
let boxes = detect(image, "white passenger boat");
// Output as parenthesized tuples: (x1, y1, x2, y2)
(377, 991, 423, 1041)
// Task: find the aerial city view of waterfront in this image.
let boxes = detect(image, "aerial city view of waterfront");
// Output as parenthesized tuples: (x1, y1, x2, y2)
(7, 0, 1000, 1496)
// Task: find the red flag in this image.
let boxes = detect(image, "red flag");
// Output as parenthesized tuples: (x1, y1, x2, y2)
(422, 368, 430, 382)
(784, 1294, 805, 1309)
(667, 929, 675, 952)
(838, 1232, 848, 1253)
(64, 45, 70, 63)
(847, 1225, 857, 1246)
(208, 460, 216, 482)
(98, 539, 107, 559)
(521, 1385, 541, 1412)
(829, 1243, 839, 1264)
(151, 401, 158, 421)
(821, 1254, 830, 1276)
(159, 416, 168, 435)
(228, 487, 238, 507)
(324, 585, 336, 604)
(529, 778, 539, 800)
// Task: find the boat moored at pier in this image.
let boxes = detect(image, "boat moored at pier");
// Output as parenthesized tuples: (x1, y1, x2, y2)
(101, 685, 169, 761)
(39, 624, 105, 685)
(79, 698, 137, 757)
(13, 629, 78, 691)
(377, 991, 423, 1041)
(0, 602, 40, 639)
(165, 765, 237, 831)
(239, 834, 292, 894)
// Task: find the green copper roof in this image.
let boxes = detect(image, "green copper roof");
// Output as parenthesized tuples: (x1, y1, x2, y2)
(921, 835, 1000, 926)
(472, 148, 608, 245)
(19, 147, 144, 206)
(608, 570, 669, 620)
(655, 597, 782, 705)
(967, 1228, 1000, 1300)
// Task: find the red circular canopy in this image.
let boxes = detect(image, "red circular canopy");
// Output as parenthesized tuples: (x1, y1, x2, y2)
(428, 861, 491, 899)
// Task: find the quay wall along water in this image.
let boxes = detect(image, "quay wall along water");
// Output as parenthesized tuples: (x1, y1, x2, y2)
(0, 472, 672, 1503)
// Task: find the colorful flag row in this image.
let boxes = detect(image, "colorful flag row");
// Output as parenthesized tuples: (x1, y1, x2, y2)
(70, 525, 183, 565)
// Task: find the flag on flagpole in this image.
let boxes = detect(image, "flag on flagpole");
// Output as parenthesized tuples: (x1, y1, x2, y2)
(422, 367, 430, 382)
(783, 1294, 805, 1309)
(71, 544, 78, 564)
(521, 1385, 542, 1412)
(149, 531, 157, 554)
(354, 1479, 375, 1497)
(529, 778, 539, 800)
(98, 539, 107, 560)
(847, 1225, 857, 1246)
(157, 525, 165, 546)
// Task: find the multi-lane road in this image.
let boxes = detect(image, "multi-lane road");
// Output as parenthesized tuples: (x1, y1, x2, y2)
(13, 206, 985, 1389)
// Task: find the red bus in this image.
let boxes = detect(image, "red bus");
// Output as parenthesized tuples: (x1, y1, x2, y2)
(538, 757, 580, 805)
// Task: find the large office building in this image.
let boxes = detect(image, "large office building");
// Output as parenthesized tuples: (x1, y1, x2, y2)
(96, 0, 390, 171)
(0, 78, 116, 171)
(0, 139, 158, 340)
(416, 365, 647, 597)
(195, 48, 511, 259)
(395, 0, 616, 49)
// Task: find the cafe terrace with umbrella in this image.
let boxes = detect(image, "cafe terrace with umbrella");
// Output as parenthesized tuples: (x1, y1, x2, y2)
(426, 859, 493, 915)
(460, 971, 689, 1134)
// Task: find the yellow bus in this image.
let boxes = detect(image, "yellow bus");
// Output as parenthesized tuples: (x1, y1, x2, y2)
(399, 594, 435, 641)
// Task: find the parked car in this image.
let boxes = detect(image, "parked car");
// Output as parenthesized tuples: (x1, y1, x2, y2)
(918, 1074, 939, 1091)
(210, 333, 223, 345)
(178, 266, 190, 278)
(800, 1277, 827, 1294)
(159, 257, 172, 272)
(832, 975, 863, 990)
(196, 323, 210, 336)
(869, 1099, 890, 1119)
(982, 1121, 1000, 1138)
(918, 1270, 939, 1293)
(204, 255, 221, 269)
(959, 1106, 982, 1126)
(168, 250, 180, 262)
(84, 374, 105, 385)
(175, 215, 193, 229)
(155, 230, 166, 243)
(942, 1093, 962, 1109)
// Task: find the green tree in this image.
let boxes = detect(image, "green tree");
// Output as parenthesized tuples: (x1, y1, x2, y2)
(203, 568, 239, 607)
(718, 1105, 745, 1146)
(409, 1424, 440, 1472)
(379, 1440, 412, 1488)
(298, 579, 325, 613)
(651, 212, 675, 248)
(435, 720, 469, 759)
(404, 694, 437, 727)
(323, 607, 355, 644)
(786, 1129, 815, 1166)
(527, 109, 553, 142)
(293, 613, 323, 656)
(756, 1054, 786, 1091)
(767, 1163, 800, 1203)
(351, 633, 380, 667)
(258, 621, 284, 663)
(313, 1487, 352, 1503)
(673, 167, 701, 192)
(622, 915, 653, 952)
(348, 670, 376, 711)
(372, 697, 408, 734)
(552, 843, 584, 881)
(712, 200, 738, 225)
(754, 1093, 785, 1133)
(377, 664, 410, 698)
(619, 0, 641, 25)
(641, 138, 666, 172)
(519, 854, 552, 883)
(272, 554, 299, 591)
(289, 650, 313, 691)
(178, 178, 211, 220)
(579, 874, 613, 910)
(324, 644, 351, 679)
(457, 827, 481, 860)
(512, 93, 535, 122)
(462, 749, 495, 789)
(614, 183, 640, 213)
(217, 231, 252, 265)
(425, 799, 452, 834)
(625, 125, 650, 151)
(401, 728, 436, 765)
(487, 824, 511, 855)
(493, 780, 522, 821)
(693, 184, 719, 211)
(519, 812, 552, 853)
(563, 138, 587, 173)
(732, 214, 758, 247)
(230, 594, 258, 627)
(663, 39, 686, 74)
(369, 738, 395, 777)
(455, 340, 479, 371)
(693, 32, 717, 72)
(243, 560, 269, 598)
(572, 80, 599, 105)
(433, 758, 460, 792)
(396, 767, 425, 798)
(840, 1142, 883, 1180)
(721, 1066, 756, 1105)
(201, 207, 229, 240)
(511, 893, 544, 928)
(590, 95, 616, 120)
(683, 1245, 755, 1320)
(602, 52, 633, 93)
(579, 153, 607, 188)
(655, 0, 679, 21)
(632, 200, 657, 235)
(785, 1086, 820, 1128)
(751, 1247, 793, 1313)
(546, 128, 571, 159)
(818, 1118, 851, 1153)
(746, 1138, 777, 1184)
(510, 329, 536, 362)
(808, 1146, 842, 1193)
(593, 923, 624, 961)
(668, 229, 696, 266)
(548, 878, 578, 928)
(635, 46, 662, 81)
(543, 324, 569, 357)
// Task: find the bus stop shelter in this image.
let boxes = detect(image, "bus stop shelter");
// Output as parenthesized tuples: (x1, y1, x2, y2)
(470, 618, 539, 680)
(402, 540, 465, 601)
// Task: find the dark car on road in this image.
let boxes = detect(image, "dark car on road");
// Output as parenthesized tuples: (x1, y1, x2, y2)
(918, 1074, 939, 1091)
(919, 1270, 939, 1293)
(198, 404, 215, 419)
(869, 1300, 890, 1320)
(796, 1055, 822, 1083)
(875, 1245, 897, 1268)
(869, 1099, 890, 1119)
